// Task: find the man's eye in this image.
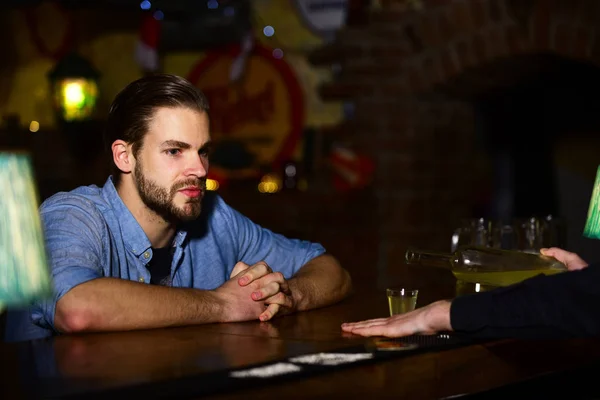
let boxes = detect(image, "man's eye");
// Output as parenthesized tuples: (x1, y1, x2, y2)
(166, 149, 181, 156)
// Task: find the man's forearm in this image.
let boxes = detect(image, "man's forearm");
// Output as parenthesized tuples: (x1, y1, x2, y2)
(288, 254, 352, 311)
(55, 277, 224, 333)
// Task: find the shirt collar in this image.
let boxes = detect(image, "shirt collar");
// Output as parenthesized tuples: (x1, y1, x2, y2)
(101, 176, 151, 256)
(101, 176, 192, 256)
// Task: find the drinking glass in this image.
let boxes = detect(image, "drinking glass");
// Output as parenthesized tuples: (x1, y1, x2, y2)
(386, 288, 418, 316)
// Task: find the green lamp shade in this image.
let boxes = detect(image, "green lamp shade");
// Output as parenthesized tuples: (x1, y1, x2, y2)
(584, 165, 600, 239)
(0, 153, 53, 311)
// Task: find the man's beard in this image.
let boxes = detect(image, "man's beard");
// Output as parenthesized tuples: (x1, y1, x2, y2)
(134, 161, 205, 223)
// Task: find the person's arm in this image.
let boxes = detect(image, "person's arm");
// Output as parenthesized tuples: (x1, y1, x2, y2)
(58, 253, 353, 332)
(287, 253, 352, 312)
(341, 300, 451, 337)
(55, 278, 218, 332)
(36, 196, 271, 334)
(54, 272, 270, 333)
(343, 260, 600, 339)
(450, 248, 597, 339)
(231, 254, 352, 321)
(450, 263, 600, 339)
(218, 196, 353, 320)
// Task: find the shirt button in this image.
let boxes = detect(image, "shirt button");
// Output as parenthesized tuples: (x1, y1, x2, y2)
(143, 251, 150, 259)
(138, 277, 145, 283)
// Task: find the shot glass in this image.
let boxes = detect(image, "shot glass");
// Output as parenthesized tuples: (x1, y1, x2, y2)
(386, 288, 418, 316)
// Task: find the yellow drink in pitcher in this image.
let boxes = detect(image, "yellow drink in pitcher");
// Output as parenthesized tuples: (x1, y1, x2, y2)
(406, 245, 568, 293)
(453, 268, 564, 287)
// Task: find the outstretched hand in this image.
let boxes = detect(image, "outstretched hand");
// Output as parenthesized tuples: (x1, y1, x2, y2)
(341, 300, 453, 338)
(540, 247, 588, 271)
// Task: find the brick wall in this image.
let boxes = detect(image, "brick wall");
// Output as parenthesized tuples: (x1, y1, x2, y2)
(311, 0, 600, 287)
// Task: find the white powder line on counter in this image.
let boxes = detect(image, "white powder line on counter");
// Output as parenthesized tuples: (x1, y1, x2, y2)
(289, 352, 374, 366)
(229, 352, 375, 379)
(230, 362, 302, 379)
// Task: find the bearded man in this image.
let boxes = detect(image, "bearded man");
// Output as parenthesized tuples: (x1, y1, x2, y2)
(5, 74, 351, 342)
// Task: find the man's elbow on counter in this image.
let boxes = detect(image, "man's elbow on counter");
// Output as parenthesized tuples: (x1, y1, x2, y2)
(325, 254, 353, 299)
(54, 304, 93, 333)
(341, 268, 353, 297)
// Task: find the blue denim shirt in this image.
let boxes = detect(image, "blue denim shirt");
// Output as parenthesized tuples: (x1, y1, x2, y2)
(6, 177, 325, 342)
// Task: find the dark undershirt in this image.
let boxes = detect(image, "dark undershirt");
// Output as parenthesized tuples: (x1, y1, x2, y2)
(147, 247, 173, 286)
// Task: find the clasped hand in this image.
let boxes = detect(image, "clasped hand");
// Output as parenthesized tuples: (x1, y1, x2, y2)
(216, 261, 294, 322)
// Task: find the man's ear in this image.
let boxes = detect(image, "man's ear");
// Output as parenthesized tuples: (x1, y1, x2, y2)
(112, 140, 134, 173)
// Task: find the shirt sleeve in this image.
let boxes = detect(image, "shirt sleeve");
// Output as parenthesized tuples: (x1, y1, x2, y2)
(450, 263, 600, 339)
(31, 195, 106, 331)
(214, 195, 326, 279)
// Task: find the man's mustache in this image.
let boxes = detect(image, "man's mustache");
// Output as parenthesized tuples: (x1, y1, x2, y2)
(171, 179, 206, 193)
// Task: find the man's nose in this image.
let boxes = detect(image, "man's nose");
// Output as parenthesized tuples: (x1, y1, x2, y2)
(187, 154, 208, 178)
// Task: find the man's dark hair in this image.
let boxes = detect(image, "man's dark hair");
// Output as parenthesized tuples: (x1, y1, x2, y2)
(104, 74, 210, 185)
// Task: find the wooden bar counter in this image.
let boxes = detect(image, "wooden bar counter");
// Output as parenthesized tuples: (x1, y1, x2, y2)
(2, 284, 600, 399)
